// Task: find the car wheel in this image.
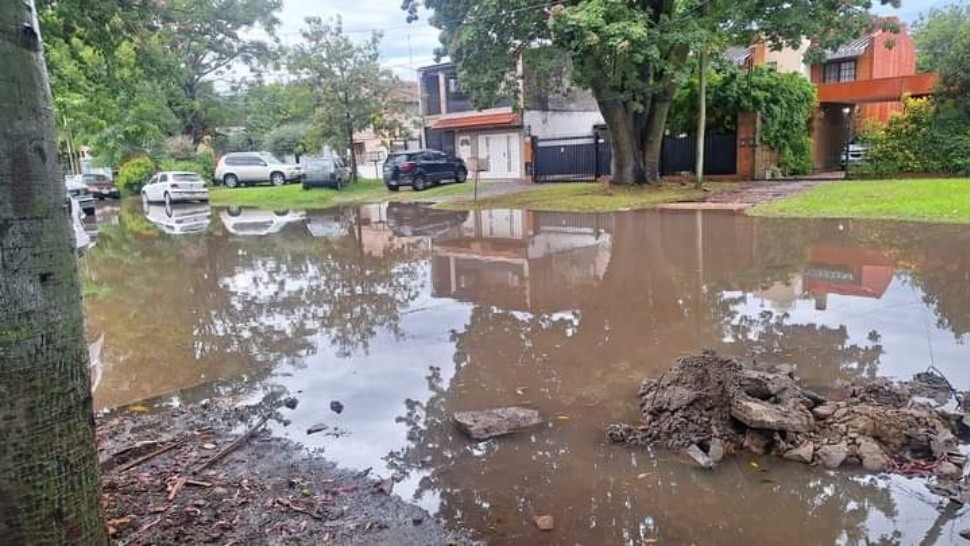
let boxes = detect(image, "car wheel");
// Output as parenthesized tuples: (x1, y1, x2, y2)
(224, 174, 239, 188)
(227, 206, 242, 217)
(271, 172, 286, 186)
(302, 181, 311, 191)
(413, 174, 428, 191)
(164, 192, 172, 207)
(456, 168, 468, 183)
(386, 185, 400, 192)
(141, 192, 149, 209)
(164, 199, 174, 218)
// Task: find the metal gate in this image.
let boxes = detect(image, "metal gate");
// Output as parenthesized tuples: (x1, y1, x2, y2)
(531, 132, 736, 182)
(531, 135, 611, 182)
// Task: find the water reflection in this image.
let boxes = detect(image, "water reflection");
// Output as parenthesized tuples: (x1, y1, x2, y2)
(83, 202, 970, 544)
(143, 201, 211, 235)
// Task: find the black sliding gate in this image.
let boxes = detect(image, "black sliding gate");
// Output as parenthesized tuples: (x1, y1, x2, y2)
(531, 132, 736, 182)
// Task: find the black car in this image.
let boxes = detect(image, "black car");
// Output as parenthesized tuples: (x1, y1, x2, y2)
(386, 202, 469, 238)
(382, 149, 468, 192)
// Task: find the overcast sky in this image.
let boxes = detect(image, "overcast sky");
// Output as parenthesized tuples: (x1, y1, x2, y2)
(273, 0, 941, 82)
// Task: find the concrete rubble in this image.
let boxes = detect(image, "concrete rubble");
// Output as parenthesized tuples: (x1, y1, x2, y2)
(607, 351, 969, 499)
(453, 407, 542, 441)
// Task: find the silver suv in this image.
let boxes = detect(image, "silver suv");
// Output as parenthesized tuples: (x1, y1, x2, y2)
(215, 152, 302, 188)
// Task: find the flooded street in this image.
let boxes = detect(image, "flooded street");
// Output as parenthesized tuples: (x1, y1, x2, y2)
(83, 200, 970, 544)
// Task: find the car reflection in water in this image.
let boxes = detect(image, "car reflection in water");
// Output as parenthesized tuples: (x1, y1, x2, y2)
(386, 202, 469, 239)
(143, 200, 211, 235)
(219, 207, 306, 236)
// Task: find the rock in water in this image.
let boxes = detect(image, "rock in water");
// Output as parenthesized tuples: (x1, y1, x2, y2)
(708, 438, 725, 463)
(817, 442, 848, 469)
(855, 436, 888, 472)
(783, 441, 814, 464)
(307, 423, 328, 435)
(686, 444, 715, 468)
(533, 515, 554, 531)
(330, 401, 344, 414)
(743, 429, 771, 455)
(730, 396, 814, 433)
(453, 407, 541, 441)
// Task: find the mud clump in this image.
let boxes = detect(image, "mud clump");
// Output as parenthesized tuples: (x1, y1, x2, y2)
(608, 352, 965, 489)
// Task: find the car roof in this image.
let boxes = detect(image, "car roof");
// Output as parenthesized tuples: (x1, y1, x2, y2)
(157, 171, 202, 176)
(389, 149, 442, 155)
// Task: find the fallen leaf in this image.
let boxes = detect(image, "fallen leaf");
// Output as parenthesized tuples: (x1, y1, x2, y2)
(516, 387, 529, 395)
(556, 414, 570, 421)
(129, 404, 150, 413)
(749, 461, 760, 469)
(533, 515, 554, 531)
(637, 473, 651, 480)
(645, 540, 659, 544)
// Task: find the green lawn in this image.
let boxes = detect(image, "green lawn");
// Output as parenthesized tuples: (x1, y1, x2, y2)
(208, 178, 474, 208)
(439, 182, 737, 212)
(749, 178, 970, 224)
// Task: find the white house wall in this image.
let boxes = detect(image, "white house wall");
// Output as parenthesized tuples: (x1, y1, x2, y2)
(525, 110, 605, 139)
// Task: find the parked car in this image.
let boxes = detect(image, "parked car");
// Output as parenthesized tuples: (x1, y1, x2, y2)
(143, 201, 211, 235)
(215, 152, 303, 188)
(81, 172, 119, 199)
(842, 142, 867, 168)
(219, 208, 306, 236)
(301, 157, 351, 190)
(65, 175, 96, 217)
(66, 196, 92, 253)
(141, 171, 209, 206)
(382, 149, 468, 192)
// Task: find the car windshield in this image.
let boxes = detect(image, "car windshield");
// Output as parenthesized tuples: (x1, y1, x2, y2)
(173, 173, 203, 182)
(82, 175, 107, 183)
(307, 159, 332, 168)
(387, 154, 414, 166)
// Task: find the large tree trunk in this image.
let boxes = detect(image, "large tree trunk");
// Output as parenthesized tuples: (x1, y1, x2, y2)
(0, 2, 107, 544)
(595, 90, 646, 185)
(641, 46, 690, 183)
(346, 120, 359, 182)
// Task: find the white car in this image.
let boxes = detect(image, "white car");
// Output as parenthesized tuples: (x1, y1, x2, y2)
(219, 208, 306, 236)
(67, 196, 93, 253)
(142, 171, 209, 206)
(143, 202, 211, 235)
(215, 152, 303, 188)
(65, 175, 96, 217)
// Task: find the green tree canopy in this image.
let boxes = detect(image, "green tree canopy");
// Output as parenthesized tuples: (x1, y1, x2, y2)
(405, 0, 894, 184)
(288, 17, 411, 179)
(914, 1, 970, 120)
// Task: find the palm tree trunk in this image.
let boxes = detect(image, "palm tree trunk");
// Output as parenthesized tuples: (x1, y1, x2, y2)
(0, 2, 107, 544)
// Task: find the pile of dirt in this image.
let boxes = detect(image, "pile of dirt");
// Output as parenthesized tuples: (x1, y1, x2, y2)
(97, 400, 474, 545)
(607, 351, 966, 486)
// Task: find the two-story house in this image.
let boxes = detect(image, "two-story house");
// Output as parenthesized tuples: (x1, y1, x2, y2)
(418, 59, 607, 180)
(419, 62, 524, 179)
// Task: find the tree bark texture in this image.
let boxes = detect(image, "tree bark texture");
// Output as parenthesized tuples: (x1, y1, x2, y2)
(594, 92, 646, 185)
(0, 2, 108, 544)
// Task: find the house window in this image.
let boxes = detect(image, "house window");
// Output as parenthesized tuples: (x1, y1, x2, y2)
(823, 60, 857, 83)
(447, 76, 460, 94)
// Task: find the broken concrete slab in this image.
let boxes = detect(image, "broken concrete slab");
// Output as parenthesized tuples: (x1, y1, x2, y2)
(811, 403, 839, 420)
(453, 407, 541, 441)
(783, 441, 814, 464)
(686, 444, 715, 469)
(708, 438, 725, 464)
(730, 396, 813, 433)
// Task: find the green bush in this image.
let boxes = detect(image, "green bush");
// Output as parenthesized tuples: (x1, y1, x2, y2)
(116, 155, 156, 194)
(859, 97, 970, 177)
(159, 150, 216, 184)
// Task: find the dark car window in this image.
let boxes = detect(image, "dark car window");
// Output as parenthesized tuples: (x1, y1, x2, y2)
(226, 154, 262, 166)
(307, 159, 333, 169)
(160, 174, 169, 182)
(429, 151, 447, 161)
(82, 174, 109, 184)
(387, 154, 414, 166)
(173, 173, 202, 182)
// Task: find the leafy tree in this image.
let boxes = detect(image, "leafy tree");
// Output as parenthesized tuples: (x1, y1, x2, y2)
(152, 0, 283, 143)
(261, 123, 312, 162)
(405, 0, 891, 184)
(289, 17, 410, 181)
(669, 65, 817, 175)
(1, 0, 106, 542)
(914, 2, 970, 119)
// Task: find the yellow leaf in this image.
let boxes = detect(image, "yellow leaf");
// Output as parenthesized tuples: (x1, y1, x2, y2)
(749, 461, 760, 469)
(645, 539, 659, 544)
(515, 387, 528, 395)
(129, 404, 150, 413)
(637, 472, 650, 480)
(556, 414, 570, 421)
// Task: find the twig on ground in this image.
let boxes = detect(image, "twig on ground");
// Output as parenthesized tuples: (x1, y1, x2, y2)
(185, 479, 212, 488)
(168, 476, 187, 501)
(193, 415, 270, 474)
(276, 497, 324, 520)
(117, 439, 183, 473)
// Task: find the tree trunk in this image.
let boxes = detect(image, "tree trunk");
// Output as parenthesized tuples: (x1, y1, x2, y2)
(642, 99, 672, 183)
(596, 95, 646, 185)
(694, 50, 707, 189)
(346, 120, 359, 182)
(0, 2, 107, 544)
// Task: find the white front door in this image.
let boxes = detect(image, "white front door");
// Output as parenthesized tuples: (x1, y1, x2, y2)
(477, 133, 521, 179)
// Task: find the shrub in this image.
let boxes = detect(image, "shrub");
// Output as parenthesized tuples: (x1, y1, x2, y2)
(860, 97, 970, 177)
(116, 155, 156, 194)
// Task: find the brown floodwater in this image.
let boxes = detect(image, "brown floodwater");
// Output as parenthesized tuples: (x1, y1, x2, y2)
(83, 199, 970, 544)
